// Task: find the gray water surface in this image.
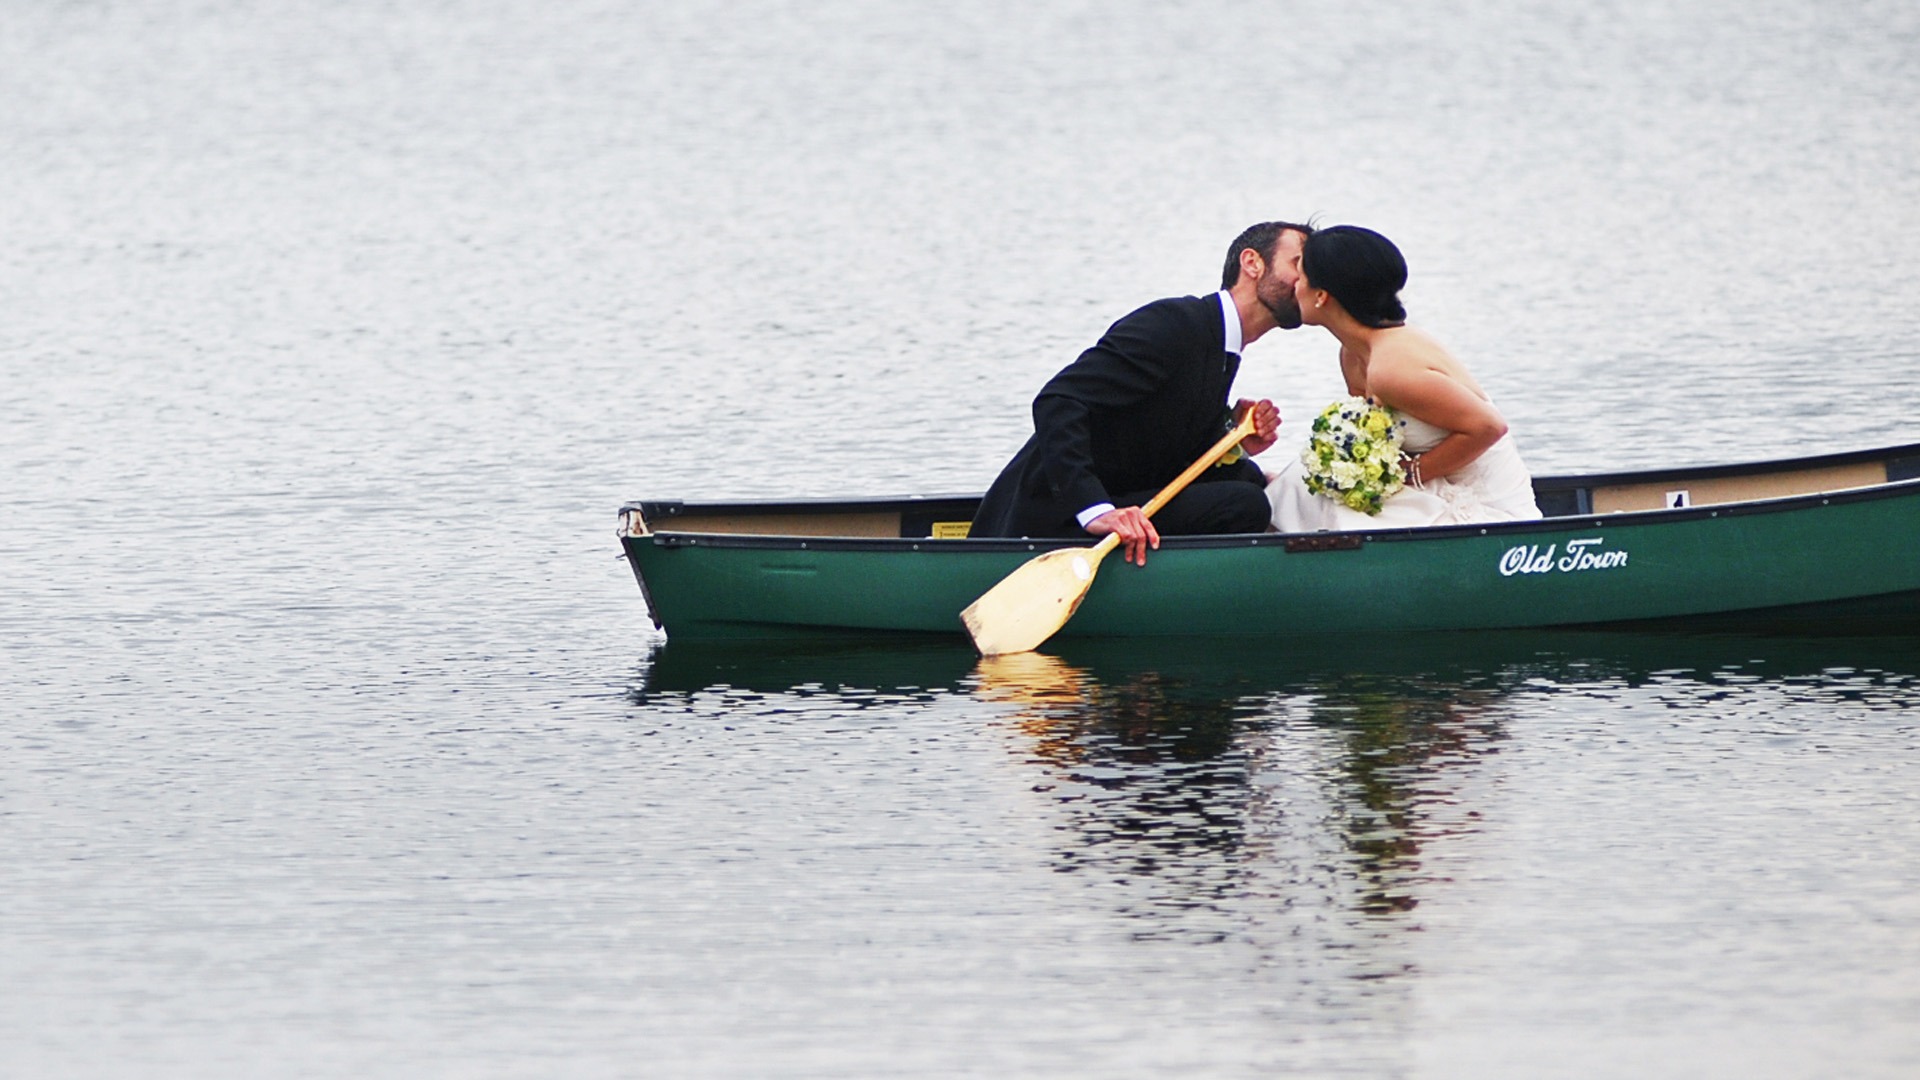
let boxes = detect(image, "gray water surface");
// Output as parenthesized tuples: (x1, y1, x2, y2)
(5, 1, 1920, 1076)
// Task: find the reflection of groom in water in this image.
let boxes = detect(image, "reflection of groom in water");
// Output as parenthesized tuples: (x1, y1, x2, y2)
(969, 221, 1312, 566)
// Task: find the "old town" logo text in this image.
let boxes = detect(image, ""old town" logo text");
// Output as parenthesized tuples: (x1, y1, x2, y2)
(1499, 537, 1629, 576)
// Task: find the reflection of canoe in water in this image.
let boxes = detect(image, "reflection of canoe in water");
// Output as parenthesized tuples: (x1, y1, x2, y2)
(635, 629, 1920, 698)
(619, 441, 1920, 644)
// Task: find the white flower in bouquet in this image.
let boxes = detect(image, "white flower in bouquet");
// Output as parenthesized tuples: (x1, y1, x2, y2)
(1300, 397, 1408, 515)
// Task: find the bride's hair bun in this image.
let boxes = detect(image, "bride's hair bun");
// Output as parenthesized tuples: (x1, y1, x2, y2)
(1303, 225, 1408, 328)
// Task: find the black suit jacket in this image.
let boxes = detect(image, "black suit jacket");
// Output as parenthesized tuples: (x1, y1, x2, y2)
(971, 293, 1263, 538)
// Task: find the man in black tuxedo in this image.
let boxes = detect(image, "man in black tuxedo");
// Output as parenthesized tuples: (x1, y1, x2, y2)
(969, 221, 1312, 565)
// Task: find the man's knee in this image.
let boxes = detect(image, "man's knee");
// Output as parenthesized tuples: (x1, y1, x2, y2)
(1160, 482, 1269, 534)
(1208, 483, 1271, 533)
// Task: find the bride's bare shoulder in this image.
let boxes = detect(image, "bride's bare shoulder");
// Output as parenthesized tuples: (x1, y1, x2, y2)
(1372, 325, 1450, 361)
(1368, 326, 1491, 402)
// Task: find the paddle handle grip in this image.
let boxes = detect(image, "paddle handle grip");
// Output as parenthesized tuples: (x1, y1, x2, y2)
(1138, 411, 1262, 520)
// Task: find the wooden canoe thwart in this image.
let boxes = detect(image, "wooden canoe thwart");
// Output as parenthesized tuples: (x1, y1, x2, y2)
(617, 441, 1920, 643)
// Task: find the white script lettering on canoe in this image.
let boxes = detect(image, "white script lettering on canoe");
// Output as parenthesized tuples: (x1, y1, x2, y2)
(1498, 538, 1629, 577)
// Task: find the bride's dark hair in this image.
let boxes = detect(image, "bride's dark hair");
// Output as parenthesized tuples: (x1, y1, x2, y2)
(1302, 225, 1408, 328)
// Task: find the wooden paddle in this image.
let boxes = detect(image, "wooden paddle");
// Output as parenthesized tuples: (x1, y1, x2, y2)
(961, 410, 1261, 656)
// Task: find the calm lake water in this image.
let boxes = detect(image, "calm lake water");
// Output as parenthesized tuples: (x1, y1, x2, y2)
(4, 0, 1920, 1076)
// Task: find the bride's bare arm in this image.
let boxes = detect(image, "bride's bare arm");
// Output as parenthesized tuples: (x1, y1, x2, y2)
(1367, 354, 1507, 483)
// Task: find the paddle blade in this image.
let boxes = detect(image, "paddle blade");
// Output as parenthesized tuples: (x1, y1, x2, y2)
(960, 546, 1104, 656)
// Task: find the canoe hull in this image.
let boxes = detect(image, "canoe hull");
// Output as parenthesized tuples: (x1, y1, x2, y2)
(621, 480, 1920, 642)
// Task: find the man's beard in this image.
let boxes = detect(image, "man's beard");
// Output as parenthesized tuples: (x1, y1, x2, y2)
(1264, 293, 1303, 330)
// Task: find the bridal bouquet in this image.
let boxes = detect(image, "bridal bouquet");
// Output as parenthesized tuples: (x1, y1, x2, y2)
(1301, 397, 1408, 514)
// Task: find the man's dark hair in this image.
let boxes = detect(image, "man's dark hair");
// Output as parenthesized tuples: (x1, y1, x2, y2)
(1221, 220, 1315, 289)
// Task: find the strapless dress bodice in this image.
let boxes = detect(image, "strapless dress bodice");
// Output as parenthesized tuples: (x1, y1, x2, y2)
(1398, 412, 1450, 454)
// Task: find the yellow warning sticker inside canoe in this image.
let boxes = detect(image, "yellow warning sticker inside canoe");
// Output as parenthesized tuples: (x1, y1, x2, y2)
(930, 521, 971, 539)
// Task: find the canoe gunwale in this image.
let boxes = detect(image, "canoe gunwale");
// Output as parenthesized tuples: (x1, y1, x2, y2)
(622, 438, 1920, 538)
(628, 473, 1920, 553)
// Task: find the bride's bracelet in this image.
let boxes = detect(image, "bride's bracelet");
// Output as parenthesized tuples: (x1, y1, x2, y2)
(1405, 454, 1424, 489)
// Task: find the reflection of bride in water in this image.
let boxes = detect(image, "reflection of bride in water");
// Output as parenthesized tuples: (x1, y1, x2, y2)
(972, 648, 1511, 943)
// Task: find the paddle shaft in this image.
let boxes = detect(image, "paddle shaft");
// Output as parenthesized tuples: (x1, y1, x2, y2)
(1086, 410, 1262, 557)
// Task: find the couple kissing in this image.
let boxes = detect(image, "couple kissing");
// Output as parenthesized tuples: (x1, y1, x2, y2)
(968, 220, 1542, 565)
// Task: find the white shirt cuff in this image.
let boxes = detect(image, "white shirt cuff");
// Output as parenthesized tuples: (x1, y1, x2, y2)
(1076, 503, 1116, 529)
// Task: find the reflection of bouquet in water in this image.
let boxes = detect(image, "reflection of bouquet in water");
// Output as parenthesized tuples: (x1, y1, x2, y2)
(1302, 397, 1407, 515)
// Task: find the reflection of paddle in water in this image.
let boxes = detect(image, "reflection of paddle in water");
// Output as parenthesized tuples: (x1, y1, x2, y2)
(974, 652, 1114, 774)
(974, 652, 1093, 707)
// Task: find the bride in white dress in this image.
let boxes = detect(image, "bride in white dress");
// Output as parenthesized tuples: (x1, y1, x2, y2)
(1265, 225, 1542, 532)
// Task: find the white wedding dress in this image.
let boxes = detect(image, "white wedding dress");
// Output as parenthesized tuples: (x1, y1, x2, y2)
(1266, 412, 1543, 532)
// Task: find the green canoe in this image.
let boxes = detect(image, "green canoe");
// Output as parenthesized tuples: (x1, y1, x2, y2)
(619, 441, 1920, 643)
